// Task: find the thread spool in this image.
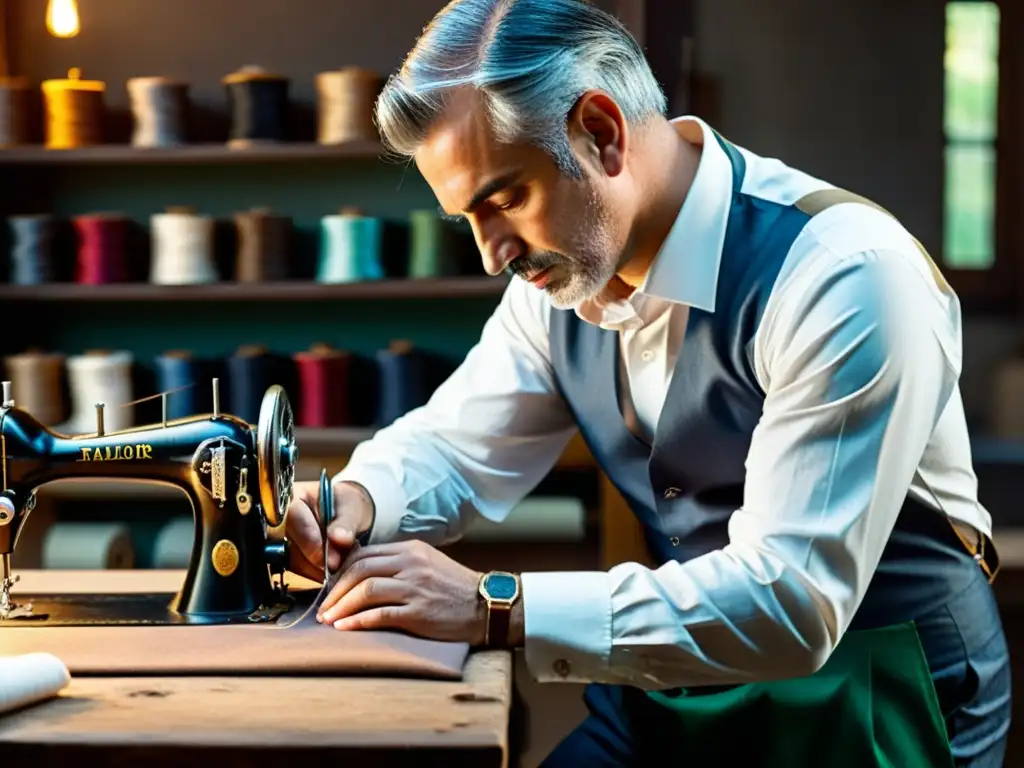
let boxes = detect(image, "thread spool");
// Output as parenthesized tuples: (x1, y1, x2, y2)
(152, 516, 194, 569)
(376, 340, 431, 427)
(41, 68, 106, 150)
(42, 522, 135, 569)
(127, 76, 189, 147)
(294, 343, 351, 427)
(315, 67, 381, 145)
(150, 207, 218, 285)
(409, 209, 463, 278)
(73, 213, 130, 284)
(60, 350, 134, 434)
(227, 345, 288, 424)
(234, 207, 291, 282)
(222, 66, 290, 148)
(317, 208, 384, 283)
(3, 350, 66, 425)
(0, 76, 30, 147)
(0, 654, 71, 716)
(9, 215, 58, 284)
(153, 350, 218, 419)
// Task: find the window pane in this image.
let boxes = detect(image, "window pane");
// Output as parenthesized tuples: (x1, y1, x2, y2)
(944, 143, 995, 269)
(944, 2, 999, 141)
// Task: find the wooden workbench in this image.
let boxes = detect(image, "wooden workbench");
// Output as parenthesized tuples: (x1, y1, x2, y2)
(0, 570, 514, 768)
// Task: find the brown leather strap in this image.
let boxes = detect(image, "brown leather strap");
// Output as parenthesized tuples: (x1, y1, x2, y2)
(486, 602, 511, 648)
(950, 519, 1001, 584)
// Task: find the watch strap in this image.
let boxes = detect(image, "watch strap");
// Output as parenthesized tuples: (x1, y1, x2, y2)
(485, 600, 512, 648)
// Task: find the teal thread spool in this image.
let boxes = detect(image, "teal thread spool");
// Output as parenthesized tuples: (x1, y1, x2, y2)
(317, 207, 384, 283)
(408, 209, 461, 278)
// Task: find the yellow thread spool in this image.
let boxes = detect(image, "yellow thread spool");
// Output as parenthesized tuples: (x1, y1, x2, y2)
(41, 67, 106, 150)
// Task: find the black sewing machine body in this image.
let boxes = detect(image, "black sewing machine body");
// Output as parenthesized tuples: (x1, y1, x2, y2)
(0, 379, 302, 626)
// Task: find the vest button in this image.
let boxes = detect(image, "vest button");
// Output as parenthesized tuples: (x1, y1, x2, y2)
(552, 658, 572, 678)
(663, 487, 680, 500)
(669, 536, 680, 546)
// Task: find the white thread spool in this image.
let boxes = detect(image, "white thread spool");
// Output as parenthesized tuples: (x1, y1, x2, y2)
(60, 350, 134, 434)
(317, 208, 384, 283)
(315, 68, 381, 145)
(42, 522, 135, 570)
(150, 208, 218, 285)
(127, 76, 188, 147)
(0, 653, 71, 715)
(152, 516, 195, 569)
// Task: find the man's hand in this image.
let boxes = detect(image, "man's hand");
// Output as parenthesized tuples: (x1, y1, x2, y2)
(316, 540, 487, 645)
(284, 480, 374, 583)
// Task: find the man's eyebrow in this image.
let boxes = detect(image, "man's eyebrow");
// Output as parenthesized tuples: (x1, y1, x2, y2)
(438, 171, 523, 221)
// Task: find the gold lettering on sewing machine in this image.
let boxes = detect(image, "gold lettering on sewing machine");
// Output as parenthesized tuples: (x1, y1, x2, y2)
(77, 444, 155, 462)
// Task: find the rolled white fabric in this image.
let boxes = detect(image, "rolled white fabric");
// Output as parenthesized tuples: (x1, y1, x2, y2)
(42, 522, 135, 570)
(0, 653, 71, 715)
(152, 516, 195, 569)
(464, 496, 587, 542)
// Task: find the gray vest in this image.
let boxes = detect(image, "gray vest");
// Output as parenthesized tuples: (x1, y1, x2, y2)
(548, 132, 979, 629)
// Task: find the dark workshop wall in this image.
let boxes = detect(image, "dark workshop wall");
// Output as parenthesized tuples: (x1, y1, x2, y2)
(693, 0, 1021, 432)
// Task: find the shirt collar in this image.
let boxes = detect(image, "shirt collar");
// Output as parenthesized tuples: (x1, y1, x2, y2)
(575, 115, 733, 331)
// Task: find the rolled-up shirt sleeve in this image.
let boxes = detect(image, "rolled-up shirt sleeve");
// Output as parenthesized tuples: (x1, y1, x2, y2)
(521, 245, 963, 689)
(333, 278, 578, 545)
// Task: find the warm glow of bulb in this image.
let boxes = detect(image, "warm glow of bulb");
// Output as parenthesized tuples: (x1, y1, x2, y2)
(46, 0, 80, 38)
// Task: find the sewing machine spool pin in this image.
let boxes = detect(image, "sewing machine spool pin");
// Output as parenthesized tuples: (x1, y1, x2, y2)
(0, 379, 302, 626)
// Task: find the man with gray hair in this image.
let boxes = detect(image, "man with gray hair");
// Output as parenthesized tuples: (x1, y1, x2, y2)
(285, 0, 1011, 764)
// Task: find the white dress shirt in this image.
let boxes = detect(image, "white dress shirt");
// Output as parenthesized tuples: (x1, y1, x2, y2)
(334, 116, 992, 690)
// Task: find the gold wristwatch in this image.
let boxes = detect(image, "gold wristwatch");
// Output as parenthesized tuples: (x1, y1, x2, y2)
(477, 570, 520, 647)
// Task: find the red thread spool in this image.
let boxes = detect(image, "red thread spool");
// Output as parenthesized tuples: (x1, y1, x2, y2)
(294, 343, 351, 427)
(74, 213, 130, 284)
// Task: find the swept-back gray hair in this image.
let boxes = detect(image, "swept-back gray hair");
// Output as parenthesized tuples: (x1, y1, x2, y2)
(374, 0, 667, 177)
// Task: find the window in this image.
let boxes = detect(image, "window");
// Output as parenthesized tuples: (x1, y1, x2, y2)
(943, 1, 1000, 270)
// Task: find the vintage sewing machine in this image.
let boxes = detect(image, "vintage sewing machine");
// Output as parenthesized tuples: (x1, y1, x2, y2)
(0, 377, 326, 626)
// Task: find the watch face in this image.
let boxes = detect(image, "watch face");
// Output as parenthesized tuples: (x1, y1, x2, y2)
(485, 573, 518, 600)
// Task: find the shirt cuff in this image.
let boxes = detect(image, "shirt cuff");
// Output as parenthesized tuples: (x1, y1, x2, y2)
(331, 465, 408, 544)
(521, 571, 612, 683)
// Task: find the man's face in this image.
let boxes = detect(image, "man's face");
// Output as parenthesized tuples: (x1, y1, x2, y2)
(414, 89, 632, 309)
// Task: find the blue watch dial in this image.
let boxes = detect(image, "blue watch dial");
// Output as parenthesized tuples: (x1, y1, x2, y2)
(484, 573, 518, 601)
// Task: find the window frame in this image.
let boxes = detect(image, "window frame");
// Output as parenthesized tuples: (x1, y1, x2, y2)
(942, 0, 1022, 312)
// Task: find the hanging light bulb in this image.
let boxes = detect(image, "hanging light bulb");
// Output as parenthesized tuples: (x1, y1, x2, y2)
(46, 0, 80, 39)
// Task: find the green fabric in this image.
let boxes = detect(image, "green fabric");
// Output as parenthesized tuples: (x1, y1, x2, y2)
(643, 622, 953, 767)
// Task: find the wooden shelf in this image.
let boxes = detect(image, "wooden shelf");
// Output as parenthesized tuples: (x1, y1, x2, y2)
(0, 277, 506, 302)
(0, 140, 386, 166)
(35, 430, 595, 500)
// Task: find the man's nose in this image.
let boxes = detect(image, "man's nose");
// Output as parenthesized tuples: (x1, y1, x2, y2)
(482, 239, 522, 276)
(470, 218, 522, 276)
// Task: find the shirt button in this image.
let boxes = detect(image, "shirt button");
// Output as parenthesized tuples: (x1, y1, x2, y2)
(552, 659, 572, 678)
(640, 349, 655, 363)
(663, 487, 680, 499)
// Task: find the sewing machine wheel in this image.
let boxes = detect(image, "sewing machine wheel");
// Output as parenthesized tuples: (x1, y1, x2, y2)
(256, 384, 297, 528)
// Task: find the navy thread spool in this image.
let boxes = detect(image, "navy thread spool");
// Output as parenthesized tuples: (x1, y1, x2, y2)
(226, 345, 293, 425)
(222, 66, 290, 149)
(154, 351, 219, 420)
(375, 340, 431, 427)
(10, 215, 58, 284)
(127, 76, 189, 147)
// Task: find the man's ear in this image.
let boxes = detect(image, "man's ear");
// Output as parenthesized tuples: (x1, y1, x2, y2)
(566, 90, 627, 177)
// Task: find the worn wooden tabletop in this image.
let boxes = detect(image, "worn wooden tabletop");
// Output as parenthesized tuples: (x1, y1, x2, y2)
(0, 570, 513, 768)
